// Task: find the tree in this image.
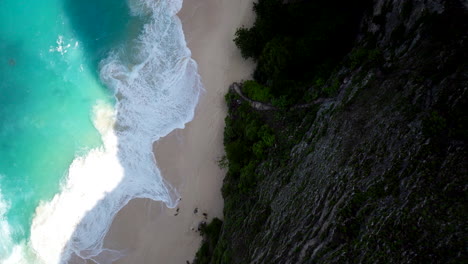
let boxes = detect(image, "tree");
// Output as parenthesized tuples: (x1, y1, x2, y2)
(234, 27, 260, 59)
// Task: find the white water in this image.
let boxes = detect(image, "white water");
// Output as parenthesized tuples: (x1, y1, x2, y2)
(0, 188, 13, 258)
(28, 0, 202, 263)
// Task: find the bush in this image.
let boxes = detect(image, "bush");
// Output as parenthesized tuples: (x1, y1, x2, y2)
(252, 141, 266, 158)
(349, 48, 370, 69)
(194, 218, 224, 264)
(259, 125, 275, 147)
(200, 218, 223, 240)
(349, 48, 383, 69)
(222, 91, 277, 193)
(234, 27, 260, 59)
(257, 37, 291, 81)
(233, 0, 373, 103)
(242, 80, 273, 103)
(269, 95, 288, 108)
(239, 161, 257, 192)
(322, 78, 341, 97)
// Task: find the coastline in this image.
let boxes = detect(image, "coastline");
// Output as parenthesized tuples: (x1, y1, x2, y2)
(102, 0, 254, 263)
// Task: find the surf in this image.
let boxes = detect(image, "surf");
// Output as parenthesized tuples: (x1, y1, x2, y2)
(0, 0, 201, 263)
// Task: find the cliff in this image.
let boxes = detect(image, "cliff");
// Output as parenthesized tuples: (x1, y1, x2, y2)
(195, 0, 467, 263)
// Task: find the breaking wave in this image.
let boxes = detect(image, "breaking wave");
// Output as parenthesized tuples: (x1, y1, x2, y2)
(26, 0, 201, 263)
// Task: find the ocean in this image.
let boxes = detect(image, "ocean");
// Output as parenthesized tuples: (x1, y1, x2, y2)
(0, 0, 201, 262)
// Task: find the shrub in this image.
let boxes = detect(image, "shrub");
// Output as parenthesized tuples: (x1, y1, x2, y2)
(234, 0, 373, 104)
(239, 161, 257, 192)
(242, 80, 273, 103)
(252, 141, 266, 158)
(349, 48, 383, 69)
(322, 78, 341, 97)
(349, 48, 370, 69)
(234, 27, 260, 59)
(195, 218, 224, 264)
(271, 95, 292, 109)
(257, 37, 291, 81)
(258, 125, 275, 147)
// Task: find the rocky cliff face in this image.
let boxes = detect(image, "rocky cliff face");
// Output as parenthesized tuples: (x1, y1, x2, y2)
(206, 0, 467, 263)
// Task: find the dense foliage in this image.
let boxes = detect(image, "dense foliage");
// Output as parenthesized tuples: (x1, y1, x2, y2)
(193, 0, 467, 263)
(194, 218, 223, 264)
(222, 92, 276, 195)
(234, 0, 372, 103)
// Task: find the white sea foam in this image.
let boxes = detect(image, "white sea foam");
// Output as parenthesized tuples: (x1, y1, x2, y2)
(0, 188, 36, 264)
(0, 188, 13, 260)
(49, 36, 72, 55)
(28, 0, 201, 263)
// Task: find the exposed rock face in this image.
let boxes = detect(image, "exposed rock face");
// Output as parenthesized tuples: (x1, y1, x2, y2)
(211, 0, 467, 263)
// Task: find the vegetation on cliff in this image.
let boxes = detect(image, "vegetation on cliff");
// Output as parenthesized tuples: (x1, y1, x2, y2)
(234, 0, 373, 105)
(194, 0, 467, 263)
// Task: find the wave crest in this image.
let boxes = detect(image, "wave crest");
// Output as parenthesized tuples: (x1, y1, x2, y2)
(29, 0, 201, 263)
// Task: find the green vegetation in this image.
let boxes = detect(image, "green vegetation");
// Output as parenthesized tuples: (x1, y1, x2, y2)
(195, 0, 467, 263)
(223, 92, 275, 194)
(348, 48, 383, 69)
(234, 0, 372, 103)
(322, 78, 340, 97)
(194, 1, 373, 263)
(241, 80, 273, 103)
(194, 218, 224, 264)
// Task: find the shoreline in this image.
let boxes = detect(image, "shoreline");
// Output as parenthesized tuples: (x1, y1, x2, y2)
(102, 0, 255, 263)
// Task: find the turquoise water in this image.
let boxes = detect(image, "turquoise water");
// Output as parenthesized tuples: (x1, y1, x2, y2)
(0, 0, 201, 262)
(0, 0, 136, 260)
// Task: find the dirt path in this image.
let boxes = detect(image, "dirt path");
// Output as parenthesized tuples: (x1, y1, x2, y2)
(230, 82, 332, 111)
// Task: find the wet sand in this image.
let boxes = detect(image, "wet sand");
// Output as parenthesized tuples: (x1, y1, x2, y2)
(102, 0, 254, 263)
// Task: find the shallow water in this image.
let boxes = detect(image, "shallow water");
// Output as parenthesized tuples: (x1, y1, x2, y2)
(0, 0, 200, 262)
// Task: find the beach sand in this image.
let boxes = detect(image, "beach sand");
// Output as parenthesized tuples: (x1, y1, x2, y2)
(102, 0, 254, 263)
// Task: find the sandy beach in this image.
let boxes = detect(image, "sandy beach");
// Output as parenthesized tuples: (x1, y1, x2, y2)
(102, 0, 254, 263)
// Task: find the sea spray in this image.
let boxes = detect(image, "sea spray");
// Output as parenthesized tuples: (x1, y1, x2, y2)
(0, 189, 34, 264)
(28, 0, 201, 263)
(0, 188, 13, 257)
